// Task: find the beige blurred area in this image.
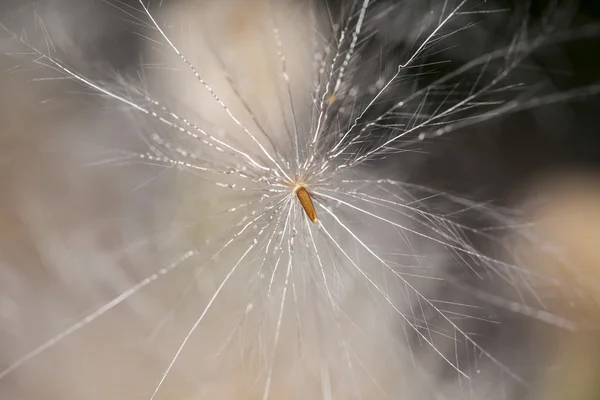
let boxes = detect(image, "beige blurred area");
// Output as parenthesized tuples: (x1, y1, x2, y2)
(520, 171, 600, 400)
(0, 36, 191, 399)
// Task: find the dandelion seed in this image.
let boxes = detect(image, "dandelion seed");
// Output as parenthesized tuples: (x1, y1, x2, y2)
(0, 1, 599, 399)
(294, 184, 318, 223)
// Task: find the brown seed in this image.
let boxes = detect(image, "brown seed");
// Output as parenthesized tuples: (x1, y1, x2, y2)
(295, 186, 318, 223)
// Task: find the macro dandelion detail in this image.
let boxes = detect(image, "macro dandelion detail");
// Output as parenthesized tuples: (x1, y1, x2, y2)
(0, 0, 599, 399)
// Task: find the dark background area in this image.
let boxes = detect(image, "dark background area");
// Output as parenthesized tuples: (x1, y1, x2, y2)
(524, 0, 600, 168)
(563, 0, 600, 167)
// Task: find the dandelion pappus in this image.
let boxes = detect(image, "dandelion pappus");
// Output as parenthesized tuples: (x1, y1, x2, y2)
(0, 0, 599, 400)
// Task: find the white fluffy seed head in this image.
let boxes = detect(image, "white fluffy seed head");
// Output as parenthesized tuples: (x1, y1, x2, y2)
(0, 0, 599, 399)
